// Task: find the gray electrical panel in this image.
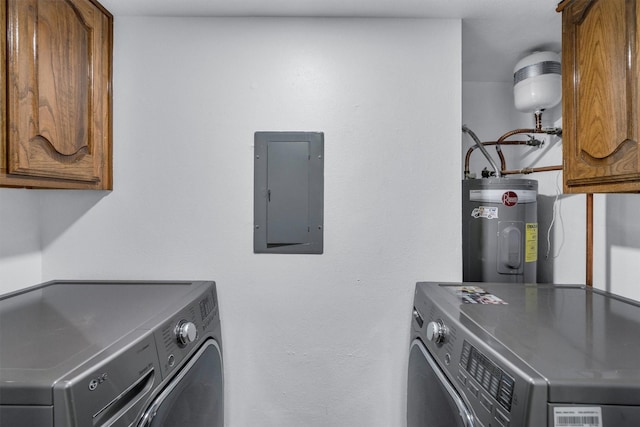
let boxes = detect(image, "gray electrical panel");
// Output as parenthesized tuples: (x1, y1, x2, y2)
(254, 132, 324, 254)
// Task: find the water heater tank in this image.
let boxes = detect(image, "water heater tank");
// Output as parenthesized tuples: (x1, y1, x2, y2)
(462, 178, 538, 283)
(513, 51, 561, 113)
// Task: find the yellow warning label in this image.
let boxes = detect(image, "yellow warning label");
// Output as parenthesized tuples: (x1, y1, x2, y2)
(525, 223, 538, 262)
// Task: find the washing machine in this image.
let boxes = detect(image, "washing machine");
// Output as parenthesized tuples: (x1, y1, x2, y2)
(408, 281, 640, 427)
(0, 280, 223, 427)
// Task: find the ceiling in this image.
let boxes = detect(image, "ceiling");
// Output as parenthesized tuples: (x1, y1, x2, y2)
(99, 0, 562, 83)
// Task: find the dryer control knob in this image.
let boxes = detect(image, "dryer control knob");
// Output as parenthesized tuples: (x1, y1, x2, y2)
(426, 320, 448, 344)
(175, 320, 198, 346)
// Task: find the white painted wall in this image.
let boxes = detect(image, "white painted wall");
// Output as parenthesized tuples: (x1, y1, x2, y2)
(595, 193, 640, 297)
(35, 17, 462, 427)
(0, 189, 42, 293)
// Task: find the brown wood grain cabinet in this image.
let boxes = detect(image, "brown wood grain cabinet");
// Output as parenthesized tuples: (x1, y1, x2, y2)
(558, 0, 640, 193)
(1, 0, 112, 189)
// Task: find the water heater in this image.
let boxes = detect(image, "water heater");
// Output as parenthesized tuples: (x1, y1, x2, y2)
(462, 178, 538, 283)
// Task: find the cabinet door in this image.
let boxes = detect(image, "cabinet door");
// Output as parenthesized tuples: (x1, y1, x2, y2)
(561, 0, 640, 192)
(3, 0, 112, 189)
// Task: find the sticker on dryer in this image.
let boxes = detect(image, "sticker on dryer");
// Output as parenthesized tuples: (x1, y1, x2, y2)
(449, 286, 508, 305)
(553, 407, 602, 427)
(471, 206, 498, 219)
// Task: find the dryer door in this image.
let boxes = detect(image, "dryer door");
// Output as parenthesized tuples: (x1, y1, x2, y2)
(139, 339, 223, 427)
(407, 339, 475, 427)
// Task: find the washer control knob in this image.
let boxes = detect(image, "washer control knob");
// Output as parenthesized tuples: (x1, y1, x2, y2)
(426, 319, 448, 344)
(175, 320, 198, 346)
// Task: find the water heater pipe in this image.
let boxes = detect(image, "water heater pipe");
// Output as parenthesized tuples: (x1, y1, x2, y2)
(493, 111, 561, 163)
(462, 125, 502, 178)
(464, 140, 538, 177)
(464, 112, 563, 178)
(501, 165, 563, 175)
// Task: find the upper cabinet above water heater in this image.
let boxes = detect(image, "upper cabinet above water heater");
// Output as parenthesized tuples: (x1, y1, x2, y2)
(558, 0, 640, 193)
(1, 0, 113, 189)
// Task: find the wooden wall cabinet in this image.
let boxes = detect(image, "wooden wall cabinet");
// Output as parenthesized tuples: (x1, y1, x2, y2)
(558, 0, 640, 193)
(1, 0, 113, 189)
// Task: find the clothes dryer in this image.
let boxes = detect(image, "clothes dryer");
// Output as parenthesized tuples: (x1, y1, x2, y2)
(0, 280, 223, 427)
(408, 282, 640, 427)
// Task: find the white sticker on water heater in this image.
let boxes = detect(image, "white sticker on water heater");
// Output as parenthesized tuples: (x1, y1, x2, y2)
(553, 407, 602, 427)
(471, 206, 498, 219)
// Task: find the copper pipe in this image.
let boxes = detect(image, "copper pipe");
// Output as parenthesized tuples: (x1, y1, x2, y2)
(500, 165, 563, 175)
(492, 123, 561, 171)
(463, 113, 561, 177)
(495, 128, 540, 146)
(586, 194, 593, 287)
(535, 110, 543, 131)
(464, 140, 530, 176)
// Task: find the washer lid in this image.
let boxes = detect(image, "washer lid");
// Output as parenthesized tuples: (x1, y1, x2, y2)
(0, 281, 209, 405)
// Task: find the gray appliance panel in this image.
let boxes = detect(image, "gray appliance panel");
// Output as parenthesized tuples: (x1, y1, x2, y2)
(0, 406, 53, 427)
(53, 330, 159, 427)
(417, 282, 640, 405)
(0, 281, 213, 406)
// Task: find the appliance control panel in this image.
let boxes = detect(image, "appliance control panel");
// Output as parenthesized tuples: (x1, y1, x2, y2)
(153, 287, 219, 379)
(426, 319, 448, 344)
(460, 340, 515, 412)
(415, 292, 525, 427)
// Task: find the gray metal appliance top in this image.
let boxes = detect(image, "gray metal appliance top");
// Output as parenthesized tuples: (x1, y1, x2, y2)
(0, 280, 212, 405)
(417, 281, 640, 404)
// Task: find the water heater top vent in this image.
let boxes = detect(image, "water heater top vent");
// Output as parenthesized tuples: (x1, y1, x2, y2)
(513, 51, 561, 113)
